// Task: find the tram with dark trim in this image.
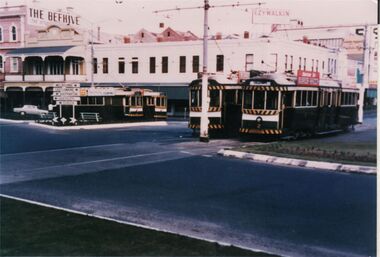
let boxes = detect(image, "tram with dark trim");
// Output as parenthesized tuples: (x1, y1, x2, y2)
(189, 77, 242, 137)
(240, 73, 359, 138)
(188, 72, 359, 139)
(53, 87, 167, 123)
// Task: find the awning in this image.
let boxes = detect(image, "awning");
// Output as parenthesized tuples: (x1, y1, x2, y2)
(6, 45, 85, 59)
(7, 46, 75, 55)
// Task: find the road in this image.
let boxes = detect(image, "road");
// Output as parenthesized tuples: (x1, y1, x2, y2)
(0, 118, 376, 257)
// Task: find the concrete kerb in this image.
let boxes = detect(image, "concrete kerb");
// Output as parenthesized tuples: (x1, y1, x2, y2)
(218, 149, 377, 175)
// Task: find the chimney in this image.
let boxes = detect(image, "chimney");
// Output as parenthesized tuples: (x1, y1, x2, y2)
(216, 32, 222, 40)
(244, 31, 249, 39)
(159, 22, 164, 28)
(123, 36, 130, 44)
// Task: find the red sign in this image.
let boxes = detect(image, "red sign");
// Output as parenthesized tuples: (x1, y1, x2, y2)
(297, 70, 320, 86)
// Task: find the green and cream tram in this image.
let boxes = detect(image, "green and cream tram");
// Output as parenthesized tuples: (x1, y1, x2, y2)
(240, 73, 359, 138)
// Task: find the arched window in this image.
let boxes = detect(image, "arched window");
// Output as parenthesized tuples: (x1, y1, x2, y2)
(0, 26, 3, 42)
(11, 25, 17, 41)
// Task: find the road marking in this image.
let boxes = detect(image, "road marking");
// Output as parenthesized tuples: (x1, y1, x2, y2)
(11, 150, 179, 173)
(0, 193, 271, 255)
(0, 143, 126, 157)
(180, 151, 193, 155)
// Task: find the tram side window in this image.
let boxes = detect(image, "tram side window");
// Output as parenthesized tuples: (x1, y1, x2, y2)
(146, 97, 154, 106)
(209, 90, 220, 107)
(311, 91, 317, 106)
(325, 92, 332, 106)
(236, 90, 242, 105)
(112, 97, 123, 106)
(282, 92, 293, 107)
(89, 97, 95, 105)
(254, 91, 265, 109)
(266, 91, 278, 110)
(307, 91, 313, 106)
(243, 90, 252, 109)
(125, 97, 130, 106)
(301, 91, 307, 106)
(296, 91, 302, 106)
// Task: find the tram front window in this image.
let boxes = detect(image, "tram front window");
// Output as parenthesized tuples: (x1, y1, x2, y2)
(243, 91, 252, 109)
(266, 91, 278, 110)
(209, 90, 220, 107)
(254, 91, 265, 109)
(191, 90, 199, 107)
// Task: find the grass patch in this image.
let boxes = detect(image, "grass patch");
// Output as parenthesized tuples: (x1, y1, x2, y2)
(238, 140, 376, 166)
(0, 197, 275, 256)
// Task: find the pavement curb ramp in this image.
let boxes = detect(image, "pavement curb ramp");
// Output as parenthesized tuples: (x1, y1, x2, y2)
(218, 149, 377, 175)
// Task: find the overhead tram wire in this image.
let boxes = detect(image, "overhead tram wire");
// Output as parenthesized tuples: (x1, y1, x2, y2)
(153, 1, 265, 142)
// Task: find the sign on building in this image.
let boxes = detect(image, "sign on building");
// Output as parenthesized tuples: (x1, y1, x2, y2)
(27, 6, 81, 27)
(252, 8, 290, 25)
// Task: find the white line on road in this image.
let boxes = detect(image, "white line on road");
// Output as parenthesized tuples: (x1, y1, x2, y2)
(0, 143, 126, 157)
(11, 150, 180, 173)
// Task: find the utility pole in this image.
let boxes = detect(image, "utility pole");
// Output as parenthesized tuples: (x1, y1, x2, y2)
(200, 0, 210, 142)
(154, 1, 264, 142)
(359, 24, 370, 123)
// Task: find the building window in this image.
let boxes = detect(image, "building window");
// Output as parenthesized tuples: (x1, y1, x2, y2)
(141, 32, 144, 38)
(192, 55, 199, 73)
(162, 56, 168, 73)
(93, 58, 98, 74)
(0, 55, 3, 72)
(328, 58, 331, 73)
(118, 57, 125, 74)
(179, 56, 186, 73)
(316, 60, 319, 72)
(333, 59, 337, 74)
(245, 54, 254, 71)
(102, 58, 108, 73)
(298, 57, 302, 70)
(167, 31, 171, 37)
(10, 25, 17, 41)
(303, 58, 306, 71)
(285, 54, 288, 71)
(11, 58, 18, 72)
(72, 60, 79, 75)
(290, 55, 293, 71)
(150, 57, 156, 74)
(216, 55, 224, 72)
(0, 27, 3, 42)
(132, 57, 138, 74)
(322, 60, 325, 72)
(311, 59, 314, 72)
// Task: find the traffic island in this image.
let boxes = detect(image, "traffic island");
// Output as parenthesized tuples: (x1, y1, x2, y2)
(219, 140, 376, 174)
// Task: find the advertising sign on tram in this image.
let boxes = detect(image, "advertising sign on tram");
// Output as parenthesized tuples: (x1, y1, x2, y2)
(297, 70, 320, 86)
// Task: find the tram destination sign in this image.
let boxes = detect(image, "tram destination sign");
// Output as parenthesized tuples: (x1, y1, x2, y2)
(297, 70, 320, 86)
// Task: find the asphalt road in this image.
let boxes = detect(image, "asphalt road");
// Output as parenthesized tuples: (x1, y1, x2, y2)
(0, 118, 376, 257)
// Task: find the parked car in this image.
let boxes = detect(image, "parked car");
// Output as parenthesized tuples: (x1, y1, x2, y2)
(13, 105, 49, 116)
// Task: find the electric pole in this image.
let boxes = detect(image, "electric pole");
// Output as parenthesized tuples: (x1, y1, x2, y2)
(154, 1, 265, 142)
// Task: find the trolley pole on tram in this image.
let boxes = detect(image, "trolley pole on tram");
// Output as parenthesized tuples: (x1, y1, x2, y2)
(200, 0, 210, 142)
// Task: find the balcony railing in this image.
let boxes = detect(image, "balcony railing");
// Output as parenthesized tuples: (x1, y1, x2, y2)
(4, 74, 87, 82)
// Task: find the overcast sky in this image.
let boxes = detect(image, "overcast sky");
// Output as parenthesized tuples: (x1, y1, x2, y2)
(2, 0, 378, 36)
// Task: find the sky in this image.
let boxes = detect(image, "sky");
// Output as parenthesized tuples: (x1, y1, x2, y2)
(2, 0, 378, 36)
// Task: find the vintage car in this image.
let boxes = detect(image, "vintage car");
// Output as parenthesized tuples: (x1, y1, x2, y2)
(13, 105, 49, 116)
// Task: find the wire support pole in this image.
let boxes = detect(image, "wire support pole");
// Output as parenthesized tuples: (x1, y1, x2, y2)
(200, 0, 210, 142)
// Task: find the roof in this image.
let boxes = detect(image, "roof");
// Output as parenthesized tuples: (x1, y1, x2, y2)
(7, 46, 75, 55)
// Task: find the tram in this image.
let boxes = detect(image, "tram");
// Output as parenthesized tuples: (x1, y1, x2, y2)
(52, 87, 167, 123)
(240, 72, 359, 138)
(189, 72, 359, 139)
(189, 77, 242, 136)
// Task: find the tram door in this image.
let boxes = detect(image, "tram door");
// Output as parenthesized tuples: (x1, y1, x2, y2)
(222, 90, 242, 137)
